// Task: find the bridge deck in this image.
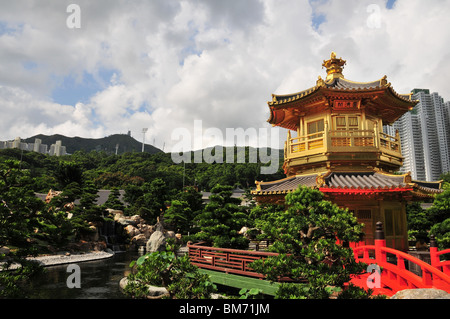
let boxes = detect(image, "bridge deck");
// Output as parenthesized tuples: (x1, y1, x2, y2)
(199, 269, 282, 296)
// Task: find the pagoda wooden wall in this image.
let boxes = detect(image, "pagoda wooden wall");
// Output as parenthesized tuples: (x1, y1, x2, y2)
(333, 198, 408, 252)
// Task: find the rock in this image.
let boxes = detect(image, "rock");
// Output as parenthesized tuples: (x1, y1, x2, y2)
(147, 285, 169, 297)
(138, 224, 154, 239)
(93, 241, 107, 251)
(45, 189, 62, 203)
(239, 226, 249, 235)
(119, 277, 128, 291)
(130, 215, 144, 225)
(0, 246, 10, 255)
(87, 226, 99, 241)
(166, 231, 175, 238)
(119, 277, 168, 297)
(146, 230, 167, 253)
(117, 217, 136, 227)
(125, 225, 140, 237)
(112, 210, 124, 221)
(131, 234, 147, 246)
(391, 289, 450, 299)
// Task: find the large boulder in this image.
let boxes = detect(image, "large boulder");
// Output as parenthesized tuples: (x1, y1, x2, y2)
(391, 289, 450, 299)
(146, 230, 167, 253)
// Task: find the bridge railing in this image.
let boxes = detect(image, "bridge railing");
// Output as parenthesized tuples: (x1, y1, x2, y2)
(188, 226, 450, 294)
(430, 235, 450, 276)
(352, 222, 450, 293)
(187, 242, 279, 279)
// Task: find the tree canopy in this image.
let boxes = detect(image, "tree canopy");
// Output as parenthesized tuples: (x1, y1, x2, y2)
(250, 186, 371, 299)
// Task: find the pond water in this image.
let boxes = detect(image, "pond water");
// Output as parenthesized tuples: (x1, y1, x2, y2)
(28, 251, 140, 299)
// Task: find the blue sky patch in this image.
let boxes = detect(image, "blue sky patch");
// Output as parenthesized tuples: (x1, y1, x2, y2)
(51, 68, 119, 106)
(386, 0, 397, 9)
(0, 21, 24, 36)
(309, 0, 328, 31)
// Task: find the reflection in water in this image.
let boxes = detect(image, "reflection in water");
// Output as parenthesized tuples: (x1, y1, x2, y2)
(28, 251, 139, 299)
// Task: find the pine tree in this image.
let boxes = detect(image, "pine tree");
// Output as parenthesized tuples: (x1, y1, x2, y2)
(250, 186, 370, 299)
(193, 184, 249, 249)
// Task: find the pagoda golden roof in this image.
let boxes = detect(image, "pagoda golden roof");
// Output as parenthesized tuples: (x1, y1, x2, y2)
(268, 52, 418, 129)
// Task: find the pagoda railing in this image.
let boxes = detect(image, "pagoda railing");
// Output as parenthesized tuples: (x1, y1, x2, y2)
(285, 129, 401, 161)
(379, 132, 401, 157)
(329, 130, 376, 148)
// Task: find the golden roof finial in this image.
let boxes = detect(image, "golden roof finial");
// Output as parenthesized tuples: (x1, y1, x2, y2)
(316, 75, 325, 87)
(322, 52, 346, 81)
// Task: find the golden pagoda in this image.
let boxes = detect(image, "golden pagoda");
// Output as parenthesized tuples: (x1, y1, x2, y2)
(252, 53, 443, 251)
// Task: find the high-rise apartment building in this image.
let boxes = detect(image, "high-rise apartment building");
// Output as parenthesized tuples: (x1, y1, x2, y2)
(0, 137, 63, 156)
(385, 89, 450, 181)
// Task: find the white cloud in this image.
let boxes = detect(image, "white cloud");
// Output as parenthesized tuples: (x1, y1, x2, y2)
(0, 0, 449, 151)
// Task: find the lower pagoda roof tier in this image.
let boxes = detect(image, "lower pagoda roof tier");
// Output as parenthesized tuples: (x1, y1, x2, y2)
(252, 171, 443, 200)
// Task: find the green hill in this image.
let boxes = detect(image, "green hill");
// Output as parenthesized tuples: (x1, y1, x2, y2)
(23, 134, 162, 155)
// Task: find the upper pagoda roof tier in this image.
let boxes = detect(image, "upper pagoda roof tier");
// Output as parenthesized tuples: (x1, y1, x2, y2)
(269, 76, 414, 105)
(268, 53, 418, 129)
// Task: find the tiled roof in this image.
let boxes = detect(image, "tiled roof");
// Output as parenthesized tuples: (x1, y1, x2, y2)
(253, 171, 444, 197)
(323, 172, 405, 190)
(326, 78, 382, 90)
(270, 77, 384, 105)
(269, 76, 416, 107)
(411, 180, 444, 194)
(253, 174, 318, 195)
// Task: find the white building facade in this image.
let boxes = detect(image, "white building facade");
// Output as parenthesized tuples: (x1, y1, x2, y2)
(385, 89, 450, 181)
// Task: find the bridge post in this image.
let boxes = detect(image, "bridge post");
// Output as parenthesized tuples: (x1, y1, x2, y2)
(430, 235, 440, 269)
(375, 221, 386, 263)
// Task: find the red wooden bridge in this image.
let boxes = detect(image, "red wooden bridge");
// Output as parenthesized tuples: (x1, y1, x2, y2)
(188, 222, 450, 297)
(350, 222, 450, 296)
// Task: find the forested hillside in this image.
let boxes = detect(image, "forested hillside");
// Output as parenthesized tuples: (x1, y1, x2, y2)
(0, 146, 285, 193)
(22, 134, 162, 155)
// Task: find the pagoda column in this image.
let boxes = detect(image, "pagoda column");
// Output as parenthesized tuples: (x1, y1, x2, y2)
(361, 107, 367, 130)
(299, 117, 304, 137)
(373, 120, 379, 148)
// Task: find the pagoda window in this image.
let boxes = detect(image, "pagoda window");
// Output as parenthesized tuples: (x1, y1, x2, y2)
(334, 115, 360, 131)
(307, 119, 324, 137)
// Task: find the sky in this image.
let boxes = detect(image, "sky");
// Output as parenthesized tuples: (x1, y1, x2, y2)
(1, 0, 450, 152)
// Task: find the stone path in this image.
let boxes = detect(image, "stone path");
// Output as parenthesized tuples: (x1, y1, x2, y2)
(2, 250, 114, 270)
